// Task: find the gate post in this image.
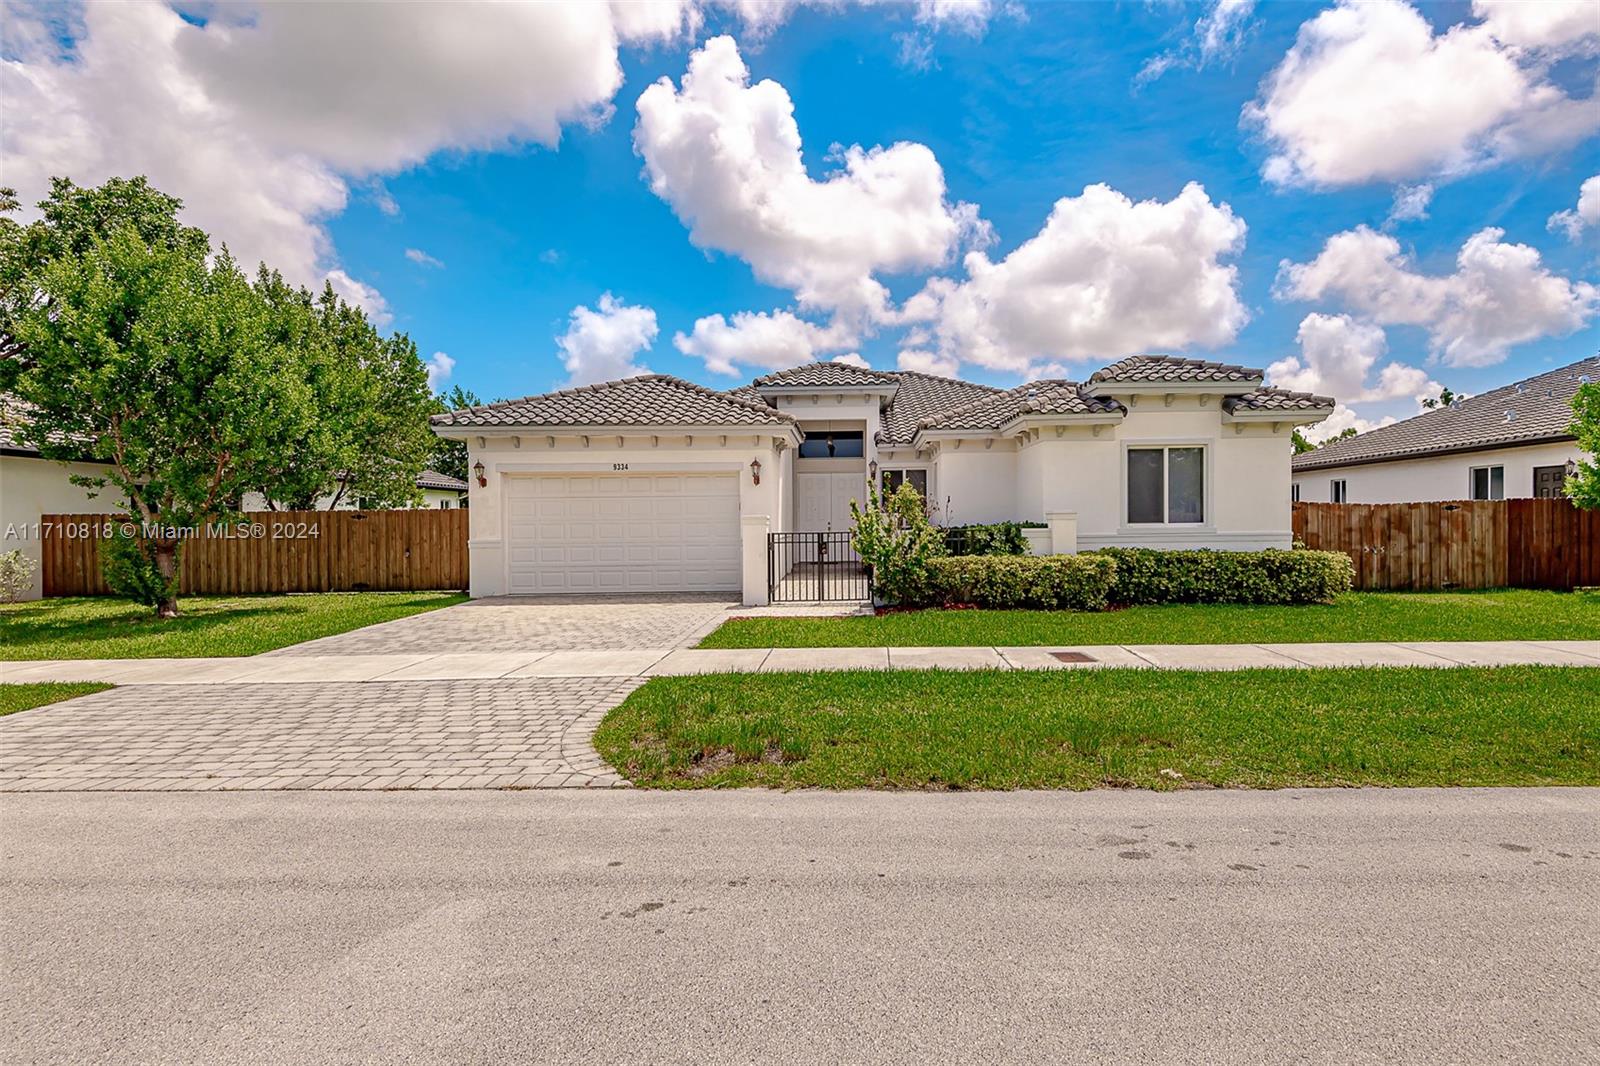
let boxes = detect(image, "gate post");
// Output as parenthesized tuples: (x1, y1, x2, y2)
(741, 513, 771, 606)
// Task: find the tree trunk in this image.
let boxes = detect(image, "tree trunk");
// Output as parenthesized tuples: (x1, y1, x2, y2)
(154, 541, 180, 619)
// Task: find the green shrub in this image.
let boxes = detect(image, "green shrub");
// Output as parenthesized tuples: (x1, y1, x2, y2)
(0, 549, 37, 602)
(850, 482, 947, 604)
(101, 530, 181, 611)
(927, 553, 1117, 611)
(1090, 547, 1353, 606)
(941, 521, 1038, 556)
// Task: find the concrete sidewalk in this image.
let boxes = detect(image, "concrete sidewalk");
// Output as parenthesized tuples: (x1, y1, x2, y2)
(4, 639, 1597, 684)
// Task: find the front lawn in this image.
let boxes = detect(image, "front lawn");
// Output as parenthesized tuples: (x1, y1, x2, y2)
(0, 592, 466, 660)
(701, 589, 1600, 648)
(0, 682, 112, 717)
(595, 667, 1600, 790)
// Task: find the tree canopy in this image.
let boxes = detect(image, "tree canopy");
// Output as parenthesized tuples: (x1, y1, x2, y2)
(1, 177, 436, 615)
(1568, 382, 1599, 510)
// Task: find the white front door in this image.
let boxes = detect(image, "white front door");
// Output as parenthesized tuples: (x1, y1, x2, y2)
(795, 472, 865, 531)
(504, 473, 740, 594)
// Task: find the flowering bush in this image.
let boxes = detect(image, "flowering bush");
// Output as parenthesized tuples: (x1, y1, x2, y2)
(850, 482, 947, 604)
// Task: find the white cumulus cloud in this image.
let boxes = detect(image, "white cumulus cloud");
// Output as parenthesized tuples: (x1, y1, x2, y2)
(673, 309, 857, 376)
(424, 351, 456, 391)
(557, 293, 658, 386)
(1245, 0, 1599, 188)
(1, 1, 692, 319)
(1549, 174, 1600, 240)
(1267, 313, 1437, 406)
(1472, 0, 1600, 51)
(1139, 0, 1258, 84)
(896, 348, 962, 378)
(1300, 404, 1398, 445)
(904, 182, 1249, 374)
(1278, 225, 1599, 366)
(634, 35, 989, 324)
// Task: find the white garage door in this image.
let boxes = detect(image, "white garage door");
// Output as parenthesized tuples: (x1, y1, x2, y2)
(505, 473, 741, 594)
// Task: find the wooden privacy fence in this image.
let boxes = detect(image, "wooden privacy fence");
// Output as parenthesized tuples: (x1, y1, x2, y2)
(39, 510, 469, 597)
(1293, 499, 1599, 591)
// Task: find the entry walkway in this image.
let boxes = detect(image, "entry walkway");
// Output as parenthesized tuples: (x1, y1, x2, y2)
(5, 639, 1597, 685)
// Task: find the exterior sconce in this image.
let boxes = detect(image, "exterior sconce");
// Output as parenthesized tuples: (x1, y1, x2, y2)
(473, 460, 487, 487)
(750, 458, 762, 485)
(1566, 459, 1578, 477)
(868, 460, 879, 480)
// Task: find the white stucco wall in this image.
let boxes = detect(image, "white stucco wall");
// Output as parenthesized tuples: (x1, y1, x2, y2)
(1, 454, 128, 600)
(933, 444, 1020, 525)
(1291, 440, 1583, 503)
(459, 430, 790, 601)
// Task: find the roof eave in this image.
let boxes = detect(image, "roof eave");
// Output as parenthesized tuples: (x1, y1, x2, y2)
(1088, 379, 1264, 397)
(1292, 432, 1579, 472)
(1222, 407, 1334, 426)
(434, 422, 804, 444)
(996, 411, 1125, 435)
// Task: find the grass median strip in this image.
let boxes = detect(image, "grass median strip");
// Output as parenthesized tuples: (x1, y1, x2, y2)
(0, 682, 113, 717)
(0, 591, 467, 660)
(594, 666, 1600, 790)
(700, 589, 1600, 649)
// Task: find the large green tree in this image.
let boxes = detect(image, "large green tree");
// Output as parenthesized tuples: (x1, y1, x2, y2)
(1568, 381, 1600, 509)
(429, 384, 486, 482)
(1, 177, 435, 615)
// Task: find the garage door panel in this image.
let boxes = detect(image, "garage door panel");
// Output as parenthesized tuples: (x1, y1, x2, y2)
(505, 473, 740, 594)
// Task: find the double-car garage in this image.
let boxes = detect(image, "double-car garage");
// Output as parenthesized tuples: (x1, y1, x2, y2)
(503, 473, 742, 595)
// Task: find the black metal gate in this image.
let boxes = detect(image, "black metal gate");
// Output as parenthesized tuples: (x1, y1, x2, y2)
(768, 531, 869, 602)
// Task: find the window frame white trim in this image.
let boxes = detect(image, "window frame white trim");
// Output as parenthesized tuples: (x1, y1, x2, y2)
(1330, 479, 1347, 504)
(1119, 439, 1213, 530)
(1468, 464, 1505, 501)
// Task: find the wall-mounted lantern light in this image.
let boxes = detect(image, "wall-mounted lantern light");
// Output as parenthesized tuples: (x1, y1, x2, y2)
(1567, 458, 1578, 478)
(868, 460, 879, 481)
(750, 458, 762, 485)
(473, 460, 487, 487)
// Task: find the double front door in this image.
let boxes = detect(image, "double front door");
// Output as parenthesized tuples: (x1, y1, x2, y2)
(796, 472, 866, 532)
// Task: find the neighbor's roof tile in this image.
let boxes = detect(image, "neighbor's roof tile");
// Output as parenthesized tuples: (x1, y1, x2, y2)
(1292, 356, 1597, 471)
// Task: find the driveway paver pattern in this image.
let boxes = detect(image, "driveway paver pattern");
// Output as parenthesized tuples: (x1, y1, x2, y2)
(266, 594, 736, 656)
(0, 679, 641, 792)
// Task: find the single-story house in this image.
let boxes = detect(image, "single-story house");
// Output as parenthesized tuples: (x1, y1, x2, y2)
(430, 355, 1333, 605)
(2, 394, 468, 600)
(239, 470, 468, 512)
(1291, 356, 1595, 504)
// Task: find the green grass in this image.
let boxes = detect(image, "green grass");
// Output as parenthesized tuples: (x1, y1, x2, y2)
(595, 667, 1600, 790)
(0, 592, 466, 660)
(0, 682, 112, 716)
(700, 589, 1600, 648)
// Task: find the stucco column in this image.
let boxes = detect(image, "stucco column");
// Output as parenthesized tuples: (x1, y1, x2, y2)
(1046, 511, 1078, 555)
(741, 513, 771, 606)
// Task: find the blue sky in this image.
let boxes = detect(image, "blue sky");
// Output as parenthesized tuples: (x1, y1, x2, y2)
(5, 1, 1598, 438)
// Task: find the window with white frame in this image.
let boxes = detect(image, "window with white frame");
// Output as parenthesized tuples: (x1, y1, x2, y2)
(1330, 480, 1347, 503)
(881, 468, 928, 498)
(1469, 465, 1504, 500)
(1126, 446, 1204, 524)
(1291, 483, 1301, 503)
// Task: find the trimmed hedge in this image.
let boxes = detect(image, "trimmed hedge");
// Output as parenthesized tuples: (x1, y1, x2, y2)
(1090, 547, 1353, 606)
(941, 522, 1042, 557)
(928, 553, 1116, 611)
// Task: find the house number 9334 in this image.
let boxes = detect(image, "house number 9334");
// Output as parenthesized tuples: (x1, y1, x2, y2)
(612, 463, 629, 471)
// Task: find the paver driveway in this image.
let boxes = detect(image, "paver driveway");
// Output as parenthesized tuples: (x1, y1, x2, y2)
(267, 594, 737, 655)
(0, 679, 642, 792)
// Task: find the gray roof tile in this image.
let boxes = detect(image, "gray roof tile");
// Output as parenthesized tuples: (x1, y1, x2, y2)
(415, 469, 468, 492)
(1089, 354, 1263, 385)
(877, 371, 1002, 445)
(1293, 356, 1597, 471)
(1223, 387, 1335, 413)
(752, 361, 900, 388)
(917, 381, 1123, 431)
(431, 374, 795, 429)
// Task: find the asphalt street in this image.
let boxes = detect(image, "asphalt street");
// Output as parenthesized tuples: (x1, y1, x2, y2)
(3, 788, 1597, 1065)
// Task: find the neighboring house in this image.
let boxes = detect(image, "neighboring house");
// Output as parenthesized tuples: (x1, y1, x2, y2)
(1291, 357, 1595, 505)
(239, 470, 469, 512)
(1, 400, 126, 601)
(2, 394, 467, 601)
(431, 355, 1333, 605)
